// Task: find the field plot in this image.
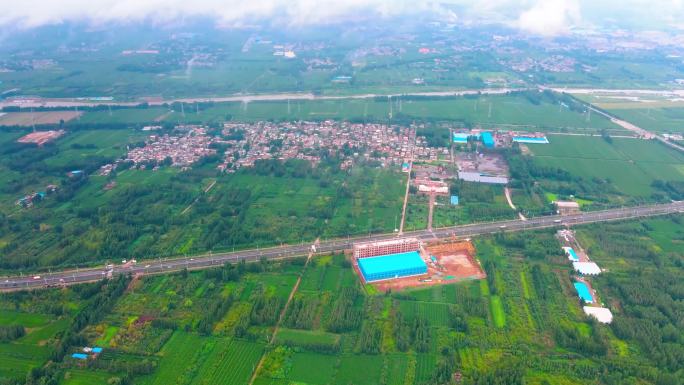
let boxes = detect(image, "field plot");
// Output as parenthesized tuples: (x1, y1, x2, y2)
(607, 107, 684, 134)
(158, 93, 614, 131)
(192, 339, 263, 385)
(288, 352, 337, 384)
(18, 318, 70, 345)
(335, 354, 384, 385)
(489, 295, 506, 328)
(578, 92, 684, 133)
(275, 328, 340, 346)
(385, 354, 409, 385)
(0, 343, 50, 380)
(398, 301, 450, 327)
(530, 135, 684, 197)
(17, 129, 65, 145)
(76, 108, 171, 124)
(49, 129, 148, 167)
(415, 353, 438, 383)
(141, 331, 207, 385)
(61, 369, 114, 385)
(0, 310, 50, 327)
(0, 111, 82, 126)
(21, 92, 619, 133)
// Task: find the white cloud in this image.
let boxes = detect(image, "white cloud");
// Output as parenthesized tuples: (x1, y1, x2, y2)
(0, 0, 436, 29)
(518, 0, 581, 36)
(0, 0, 680, 35)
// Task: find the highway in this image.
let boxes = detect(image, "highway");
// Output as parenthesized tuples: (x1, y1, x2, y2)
(2, 201, 683, 291)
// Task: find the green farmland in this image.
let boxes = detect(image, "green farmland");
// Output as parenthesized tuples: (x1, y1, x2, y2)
(528, 135, 684, 198)
(1, 217, 684, 384)
(69, 92, 621, 133)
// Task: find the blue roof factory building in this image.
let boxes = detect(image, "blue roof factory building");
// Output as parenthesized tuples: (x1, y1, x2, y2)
(481, 132, 495, 148)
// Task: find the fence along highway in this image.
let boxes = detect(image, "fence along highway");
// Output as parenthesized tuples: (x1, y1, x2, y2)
(2, 201, 683, 291)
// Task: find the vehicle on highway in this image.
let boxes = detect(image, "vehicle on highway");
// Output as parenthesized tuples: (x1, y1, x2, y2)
(32, 275, 41, 280)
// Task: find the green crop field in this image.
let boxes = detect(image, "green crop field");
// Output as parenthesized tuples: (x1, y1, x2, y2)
(141, 331, 207, 385)
(18, 318, 70, 345)
(0, 311, 50, 327)
(530, 135, 684, 197)
(275, 328, 340, 346)
(385, 354, 409, 385)
(288, 352, 337, 384)
(192, 339, 263, 385)
(60, 369, 114, 385)
(398, 301, 450, 327)
(335, 354, 384, 385)
(29, 92, 621, 134)
(76, 108, 172, 124)
(489, 295, 506, 328)
(0, 343, 50, 380)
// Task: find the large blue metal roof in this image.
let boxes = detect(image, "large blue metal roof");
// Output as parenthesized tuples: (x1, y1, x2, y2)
(358, 251, 426, 278)
(574, 282, 593, 303)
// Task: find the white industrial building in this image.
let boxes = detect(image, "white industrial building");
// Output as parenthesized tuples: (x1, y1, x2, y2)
(573, 262, 601, 275)
(583, 306, 613, 324)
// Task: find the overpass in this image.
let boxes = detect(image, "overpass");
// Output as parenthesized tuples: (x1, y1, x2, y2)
(2, 201, 683, 291)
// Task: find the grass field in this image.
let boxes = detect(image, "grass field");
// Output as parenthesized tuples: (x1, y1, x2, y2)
(489, 295, 506, 328)
(18, 318, 70, 345)
(50, 129, 147, 167)
(0, 343, 50, 380)
(275, 328, 340, 346)
(0, 311, 50, 327)
(61, 369, 114, 385)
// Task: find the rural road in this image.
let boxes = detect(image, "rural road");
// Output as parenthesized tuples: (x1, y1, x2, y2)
(2, 201, 683, 291)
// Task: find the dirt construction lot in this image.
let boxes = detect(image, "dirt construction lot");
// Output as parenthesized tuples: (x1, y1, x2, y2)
(455, 152, 509, 176)
(0, 111, 82, 126)
(17, 130, 66, 145)
(370, 240, 486, 292)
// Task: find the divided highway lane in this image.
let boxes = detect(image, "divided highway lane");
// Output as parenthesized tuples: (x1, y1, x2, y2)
(2, 201, 683, 291)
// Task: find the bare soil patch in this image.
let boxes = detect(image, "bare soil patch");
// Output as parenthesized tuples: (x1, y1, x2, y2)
(0, 111, 82, 126)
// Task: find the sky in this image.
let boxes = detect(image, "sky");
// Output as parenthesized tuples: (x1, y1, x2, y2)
(0, 0, 682, 36)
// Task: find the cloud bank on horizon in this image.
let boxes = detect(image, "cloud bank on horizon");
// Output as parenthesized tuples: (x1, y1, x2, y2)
(0, 0, 681, 36)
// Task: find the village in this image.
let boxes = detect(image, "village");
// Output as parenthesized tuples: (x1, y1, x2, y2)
(218, 121, 443, 172)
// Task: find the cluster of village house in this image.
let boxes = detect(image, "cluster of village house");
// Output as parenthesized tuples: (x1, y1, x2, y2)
(94, 122, 445, 176)
(98, 126, 218, 175)
(218, 121, 443, 172)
